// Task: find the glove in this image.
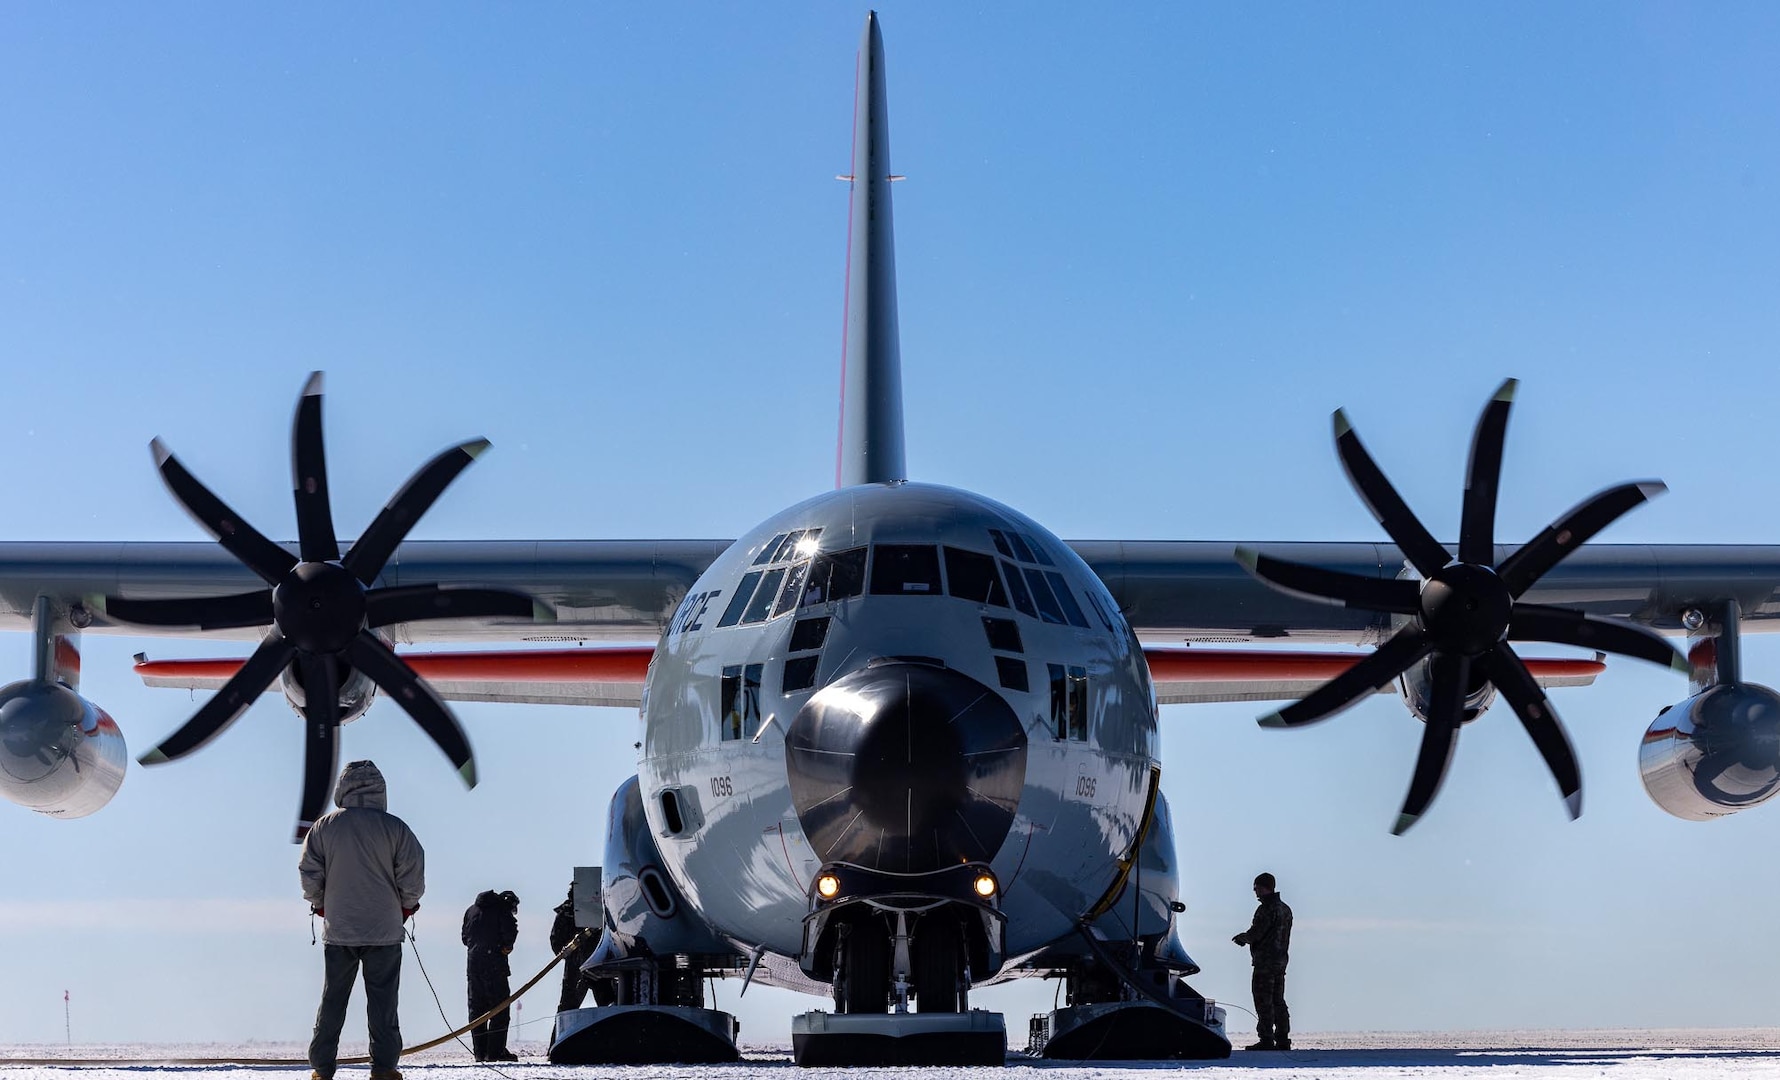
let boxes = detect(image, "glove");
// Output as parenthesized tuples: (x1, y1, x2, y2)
(403, 905, 419, 919)
(312, 906, 324, 918)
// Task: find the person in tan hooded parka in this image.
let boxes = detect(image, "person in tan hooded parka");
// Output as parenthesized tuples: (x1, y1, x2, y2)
(299, 760, 426, 1080)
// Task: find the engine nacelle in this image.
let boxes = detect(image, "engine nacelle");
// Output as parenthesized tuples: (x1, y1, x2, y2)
(0, 680, 128, 818)
(1640, 683, 1780, 820)
(280, 664, 376, 725)
(1395, 656, 1497, 724)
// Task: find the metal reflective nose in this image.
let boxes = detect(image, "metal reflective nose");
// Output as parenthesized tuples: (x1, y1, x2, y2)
(785, 661, 1027, 874)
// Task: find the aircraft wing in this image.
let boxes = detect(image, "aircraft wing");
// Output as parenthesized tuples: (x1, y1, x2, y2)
(4, 539, 1778, 648)
(0, 539, 730, 643)
(1075, 540, 1780, 643)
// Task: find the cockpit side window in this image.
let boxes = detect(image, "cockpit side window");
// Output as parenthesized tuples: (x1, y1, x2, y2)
(1021, 532, 1056, 566)
(1023, 566, 1069, 625)
(1044, 570, 1091, 629)
(801, 546, 867, 607)
(772, 560, 811, 618)
(870, 545, 942, 596)
(752, 534, 789, 565)
(1001, 558, 1037, 617)
(721, 663, 765, 741)
(1047, 662, 1089, 741)
(944, 547, 1008, 607)
(741, 567, 786, 624)
(717, 570, 764, 628)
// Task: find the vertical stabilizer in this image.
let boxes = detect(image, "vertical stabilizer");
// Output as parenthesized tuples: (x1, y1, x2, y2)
(836, 11, 907, 488)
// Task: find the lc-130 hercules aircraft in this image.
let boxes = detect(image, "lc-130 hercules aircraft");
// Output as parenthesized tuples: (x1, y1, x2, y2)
(5, 12, 1780, 1067)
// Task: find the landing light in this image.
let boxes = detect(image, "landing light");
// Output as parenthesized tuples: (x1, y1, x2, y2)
(816, 873, 841, 900)
(973, 872, 998, 899)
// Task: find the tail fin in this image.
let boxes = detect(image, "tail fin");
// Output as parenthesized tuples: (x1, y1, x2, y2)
(835, 11, 907, 489)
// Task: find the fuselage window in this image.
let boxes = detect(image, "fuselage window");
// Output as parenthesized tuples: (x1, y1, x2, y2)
(982, 616, 1023, 653)
(717, 570, 765, 628)
(870, 545, 942, 596)
(801, 546, 868, 607)
(790, 616, 831, 652)
(1024, 567, 1069, 625)
(783, 655, 820, 694)
(1048, 663, 1089, 741)
(1001, 559, 1037, 618)
(741, 568, 787, 624)
(720, 663, 763, 740)
(996, 656, 1029, 693)
(1021, 532, 1056, 566)
(945, 547, 1008, 607)
(753, 534, 789, 565)
(773, 561, 812, 618)
(1005, 530, 1037, 564)
(1043, 570, 1091, 629)
(988, 528, 1014, 558)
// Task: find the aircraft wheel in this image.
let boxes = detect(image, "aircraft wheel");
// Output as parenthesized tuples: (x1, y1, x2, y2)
(840, 923, 890, 1014)
(913, 913, 961, 1013)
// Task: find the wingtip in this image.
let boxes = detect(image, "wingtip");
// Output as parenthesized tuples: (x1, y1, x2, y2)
(1493, 377, 1519, 403)
(302, 371, 325, 398)
(1390, 812, 1418, 836)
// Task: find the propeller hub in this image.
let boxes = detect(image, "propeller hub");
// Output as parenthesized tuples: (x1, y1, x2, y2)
(274, 561, 367, 654)
(1419, 563, 1512, 656)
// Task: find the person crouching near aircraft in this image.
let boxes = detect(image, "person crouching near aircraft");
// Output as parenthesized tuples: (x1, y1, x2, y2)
(1232, 871, 1293, 1051)
(299, 760, 426, 1080)
(462, 889, 521, 1061)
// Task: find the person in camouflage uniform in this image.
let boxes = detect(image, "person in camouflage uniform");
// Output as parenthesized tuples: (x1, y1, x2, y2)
(1231, 871, 1293, 1051)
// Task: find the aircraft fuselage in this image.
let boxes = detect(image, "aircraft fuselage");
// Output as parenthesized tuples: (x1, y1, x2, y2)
(639, 481, 1162, 974)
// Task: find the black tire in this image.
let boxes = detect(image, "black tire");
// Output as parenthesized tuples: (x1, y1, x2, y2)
(840, 922, 890, 1014)
(912, 913, 961, 1013)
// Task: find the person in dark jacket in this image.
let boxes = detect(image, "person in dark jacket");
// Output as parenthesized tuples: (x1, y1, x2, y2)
(299, 760, 425, 1080)
(462, 889, 520, 1062)
(550, 883, 610, 1013)
(1231, 871, 1293, 1051)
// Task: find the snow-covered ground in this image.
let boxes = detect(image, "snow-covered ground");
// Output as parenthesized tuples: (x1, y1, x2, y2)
(7, 1031, 1780, 1078)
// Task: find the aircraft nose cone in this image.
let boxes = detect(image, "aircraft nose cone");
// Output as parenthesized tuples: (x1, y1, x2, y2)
(786, 661, 1027, 874)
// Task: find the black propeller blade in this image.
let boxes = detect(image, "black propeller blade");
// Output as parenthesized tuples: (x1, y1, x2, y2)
(1237, 378, 1688, 834)
(106, 372, 546, 840)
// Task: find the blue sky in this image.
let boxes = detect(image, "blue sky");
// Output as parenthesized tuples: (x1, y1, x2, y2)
(4, 1, 1780, 1047)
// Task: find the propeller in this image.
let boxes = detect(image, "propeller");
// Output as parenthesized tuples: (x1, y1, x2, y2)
(103, 372, 546, 840)
(1235, 378, 1688, 835)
